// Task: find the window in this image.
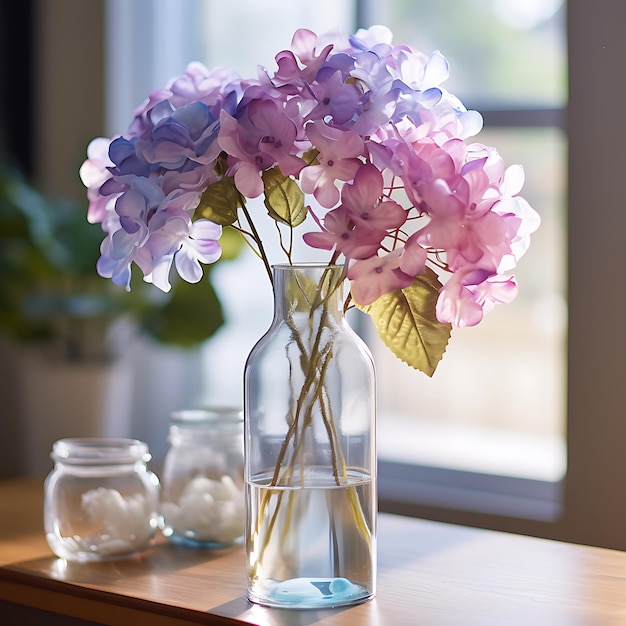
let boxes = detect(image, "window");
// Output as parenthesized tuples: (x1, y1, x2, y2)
(376, 0, 626, 551)
(90, 0, 626, 549)
(359, 1, 568, 515)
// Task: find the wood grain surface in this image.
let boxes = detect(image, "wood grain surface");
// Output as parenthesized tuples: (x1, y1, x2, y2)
(1, 476, 626, 625)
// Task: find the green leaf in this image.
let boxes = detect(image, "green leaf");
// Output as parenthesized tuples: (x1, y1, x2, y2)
(302, 148, 320, 166)
(261, 167, 306, 227)
(194, 176, 240, 226)
(357, 267, 452, 377)
(219, 225, 245, 261)
(140, 273, 225, 347)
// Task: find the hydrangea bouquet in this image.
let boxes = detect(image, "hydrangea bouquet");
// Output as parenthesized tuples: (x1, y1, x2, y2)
(80, 26, 539, 375)
(80, 24, 540, 607)
(80, 24, 539, 374)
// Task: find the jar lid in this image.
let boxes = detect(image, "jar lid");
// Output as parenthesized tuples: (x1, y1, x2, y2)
(168, 407, 243, 441)
(170, 407, 243, 427)
(51, 438, 151, 465)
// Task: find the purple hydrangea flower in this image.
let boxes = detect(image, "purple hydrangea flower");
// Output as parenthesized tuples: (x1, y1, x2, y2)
(80, 26, 539, 328)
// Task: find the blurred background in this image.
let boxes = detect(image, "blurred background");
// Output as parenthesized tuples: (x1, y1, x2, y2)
(0, 0, 626, 549)
(1, 0, 624, 550)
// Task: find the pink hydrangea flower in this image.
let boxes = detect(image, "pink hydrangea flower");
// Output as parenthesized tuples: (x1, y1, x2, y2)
(273, 28, 334, 86)
(303, 207, 385, 259)
(79, 137, 116, 224)
(348, 251, 414, 306)
(340, 163, 407, 231)
(300, 122, 364, 208)
(436, 268, 518, 327)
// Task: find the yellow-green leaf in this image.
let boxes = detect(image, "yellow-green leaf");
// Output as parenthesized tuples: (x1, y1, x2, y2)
(194, 176, 240, 226)
(261, 167, 306, 227)
(218, 225, 245, 261)
(357, 267, 452, 376)
(302, 148, 320, 166)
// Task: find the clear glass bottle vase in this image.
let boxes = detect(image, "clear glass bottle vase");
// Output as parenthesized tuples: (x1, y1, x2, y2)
(244, 264, 377, 609)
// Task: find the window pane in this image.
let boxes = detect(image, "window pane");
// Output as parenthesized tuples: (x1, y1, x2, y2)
(106, 0, 567, 482)
(197, 0, 355, 75)
(373, 0, 566, 106)
(363, 1, 568, 481)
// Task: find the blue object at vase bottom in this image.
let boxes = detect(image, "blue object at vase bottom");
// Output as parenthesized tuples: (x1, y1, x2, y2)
(255, 577, 371, 609)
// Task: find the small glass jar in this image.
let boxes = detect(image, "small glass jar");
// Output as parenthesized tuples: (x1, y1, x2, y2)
(160, 407, 244, 548)
(44, 438, 160, 561)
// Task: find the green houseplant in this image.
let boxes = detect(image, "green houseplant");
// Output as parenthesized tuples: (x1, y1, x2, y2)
(0, 165, 240, 475)
(0, 165, 237, 361)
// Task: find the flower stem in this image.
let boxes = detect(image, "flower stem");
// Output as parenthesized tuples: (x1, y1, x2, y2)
(238, 195, 273, 285)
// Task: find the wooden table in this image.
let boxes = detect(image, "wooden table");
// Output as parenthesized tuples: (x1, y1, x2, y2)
(1, 476, 626, 625)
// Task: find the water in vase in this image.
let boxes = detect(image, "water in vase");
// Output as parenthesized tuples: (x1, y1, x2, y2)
(246, 468, 376, 608)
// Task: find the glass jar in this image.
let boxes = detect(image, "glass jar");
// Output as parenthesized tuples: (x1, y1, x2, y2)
(159, 407, 245, 548)
(44, 438, 160, 561)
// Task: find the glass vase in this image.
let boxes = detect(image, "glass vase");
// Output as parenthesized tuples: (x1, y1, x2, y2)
(244, 264, 377, 609)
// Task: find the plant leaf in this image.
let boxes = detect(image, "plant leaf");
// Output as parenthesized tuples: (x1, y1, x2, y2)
(140, 271, 224, 346)
(194, 176, 240, 226)
(262, 167, 306, 227)
(219, 225, 245, 261)
(302, 148, 320, 166)
(357, 267, 452, 377)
